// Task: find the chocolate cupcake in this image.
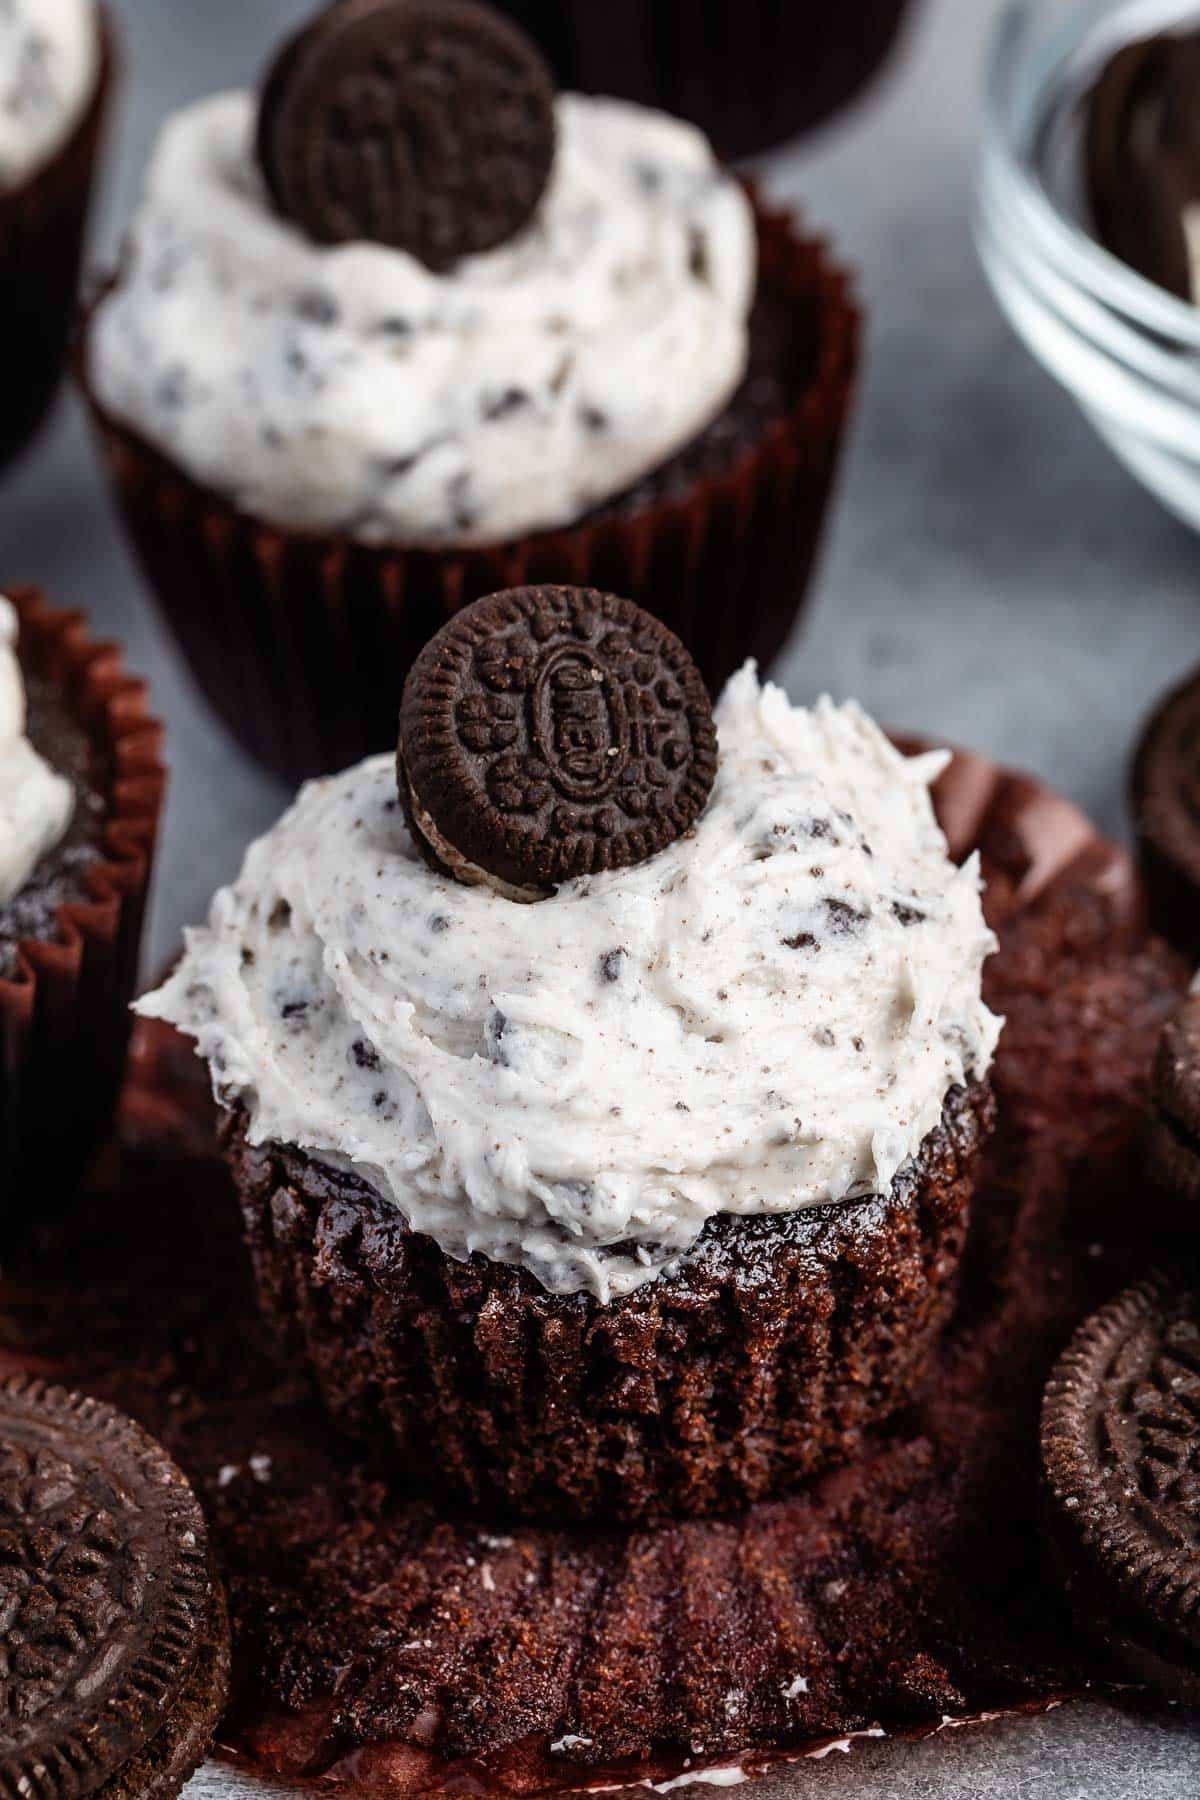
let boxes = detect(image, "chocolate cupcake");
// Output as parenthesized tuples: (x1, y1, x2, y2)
(79, 0, 859, 784)
(0, 586, 163, 1214)
(0, 1, 113, 472)
(139, 591, 999, 1524)
(500, 0, 918, 158)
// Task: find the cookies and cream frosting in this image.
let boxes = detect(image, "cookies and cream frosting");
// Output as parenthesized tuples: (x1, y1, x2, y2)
(87, 90, 756, 547)
(0, 0, 99, 190)
(0, 598, 74, 906)
(140, 667, 1002, 1301)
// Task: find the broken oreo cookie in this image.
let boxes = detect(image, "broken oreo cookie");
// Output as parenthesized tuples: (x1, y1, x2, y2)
(1042, 1276, 1200, 1706)
(257, 0, 557, 269)
(398, 585, 718, 896)
(1130, 661, 1200, 958)
(0, 1376, 230, 1799)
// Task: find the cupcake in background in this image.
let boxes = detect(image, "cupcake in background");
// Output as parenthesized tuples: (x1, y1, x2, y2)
(80, 0, 859, 784)
(500, 0, 919, 158)
(0, 0, 114, 471)
(0, 587, 163, 1217)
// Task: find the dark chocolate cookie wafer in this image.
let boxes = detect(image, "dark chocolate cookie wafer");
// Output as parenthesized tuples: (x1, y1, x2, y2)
(1042, 1276, 1200, 1706)
(399, 584, 718, 895)
(0, 1377, 230, 1799)
(1086, 33, 1200, 300)
(1146, 989, 1200, 1202)
(257, 0, 557, 268)
(1130, 662, 1200, 957)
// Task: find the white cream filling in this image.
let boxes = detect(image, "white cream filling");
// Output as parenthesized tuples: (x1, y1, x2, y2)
(0, 0, 98, 190)
(0, 597, 74, 906)
(140, 667, 1001, 1300)
(88, 89, 756, 547)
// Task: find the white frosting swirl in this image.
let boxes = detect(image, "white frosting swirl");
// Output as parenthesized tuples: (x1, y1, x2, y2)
(0, 598, 74, 906)
(0, 0, 98, 190)
(88, 90, 756, 547)
(140, 669, 1001, 1300)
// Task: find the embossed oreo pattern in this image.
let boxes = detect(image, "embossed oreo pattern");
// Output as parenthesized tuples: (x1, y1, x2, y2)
(400, 586, 718, 891)
(0, 1378, 212, 1797)
(257, 0, 557, 268)
(1042, 1277, 1200, 1704)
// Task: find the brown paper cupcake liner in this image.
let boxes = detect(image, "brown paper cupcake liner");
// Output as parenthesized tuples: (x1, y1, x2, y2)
(0, 7, 115, 473)
(504, 0, 918, 157)
(227, 1079, 992, 1525)
(0, 745, 1180, 1793)
(0, 586, 164, 1212)
(79, 197, 860, 786)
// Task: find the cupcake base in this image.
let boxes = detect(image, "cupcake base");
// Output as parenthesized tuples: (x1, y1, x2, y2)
(80, 197, 859, 785)
(0, 745, 1182, 1791)
(228, 1081, 992, 1526)
(0, 9, 114, 472)
(0, 587, 164, 1217)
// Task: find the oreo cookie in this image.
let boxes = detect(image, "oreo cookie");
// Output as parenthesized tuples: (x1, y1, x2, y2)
(1087, 31, 1200, 300)
(1147, 990, 1200, 1203)
(1042, 1277, 1200, 1706)
(1130, 662, 1200, 957)
(0, 1376, 229, 1799)
(398, 585, 718, 896)
(257, 0, 557, 269)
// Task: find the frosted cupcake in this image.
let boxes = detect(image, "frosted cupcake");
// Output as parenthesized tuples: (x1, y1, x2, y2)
(140, 586, 998, 1524)
(0, 588, 163, 1212)
(0, 0, 113, 470)
(81, 0, 858, 782)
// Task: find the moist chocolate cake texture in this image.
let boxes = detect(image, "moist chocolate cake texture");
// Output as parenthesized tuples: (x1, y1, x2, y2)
(0, 670, 112, 980)
(0, 773, 1184, 1790)
(230, 1079, 991, 1524)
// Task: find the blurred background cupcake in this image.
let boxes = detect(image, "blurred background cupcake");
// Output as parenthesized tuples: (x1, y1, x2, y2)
(0, 0, 114, 473)
(79, 0, 859, 784)
(0, 587, 163, 1219)
(498, 0, 921, 158)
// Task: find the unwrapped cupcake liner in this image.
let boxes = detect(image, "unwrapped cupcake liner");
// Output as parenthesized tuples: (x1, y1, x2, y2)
(502, 0, 917, 157)
(80, 198, 860, 786)
(0, 8, 115, 472)
(0, 587, 164, 1216)
(225, 1081, 991, 1526)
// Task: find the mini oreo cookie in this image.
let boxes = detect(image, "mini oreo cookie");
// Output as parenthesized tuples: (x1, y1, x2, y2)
(257, 0, 557, 269)
(399, 585, 718, 896)
(1130, 662, 1200, 957)
(0, 1377, 230, 1799)
(1086, 33, 1200, 300)
(1042, 1277, 1200, 1706)
(1147, 990, 1200, 1203)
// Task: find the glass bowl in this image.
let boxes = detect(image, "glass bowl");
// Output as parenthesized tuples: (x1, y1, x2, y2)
(975, 0, 1200, 531)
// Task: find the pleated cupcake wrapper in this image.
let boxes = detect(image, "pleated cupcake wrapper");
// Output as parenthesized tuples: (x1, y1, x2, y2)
(79, 197, 860, 786)
(505, 0, 916, 157)
(0, 8, 114, 472)
(0, 587, 165, 1211)
(228, 1082, 989, 1529)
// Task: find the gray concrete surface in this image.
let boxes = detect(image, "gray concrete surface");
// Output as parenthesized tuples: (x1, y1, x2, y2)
(3, 0, 1198, 1791)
